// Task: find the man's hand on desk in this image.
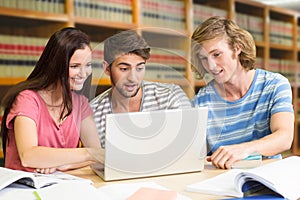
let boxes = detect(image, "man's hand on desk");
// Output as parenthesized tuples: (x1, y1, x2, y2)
(207, 143, 252, 169)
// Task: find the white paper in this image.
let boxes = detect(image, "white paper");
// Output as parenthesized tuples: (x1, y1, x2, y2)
(0, 183, 37, 200)
(38, 181, 110, 200)
(98, 181, 191, 200)
(186, 169, 243, 197)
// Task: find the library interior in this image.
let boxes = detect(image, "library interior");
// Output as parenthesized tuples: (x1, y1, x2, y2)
(0, 0, 300, 199)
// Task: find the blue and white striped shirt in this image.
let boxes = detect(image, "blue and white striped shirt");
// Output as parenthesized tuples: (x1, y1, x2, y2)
(192, 69, 294, 156)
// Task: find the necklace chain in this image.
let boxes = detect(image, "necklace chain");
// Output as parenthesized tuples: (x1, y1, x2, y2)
(44, 102, 63, 107)
(38, 91, 63, 107)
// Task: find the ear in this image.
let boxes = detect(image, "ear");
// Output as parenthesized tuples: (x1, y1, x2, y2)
(103, 60, 111, 76)
(234, 44, 242, 56)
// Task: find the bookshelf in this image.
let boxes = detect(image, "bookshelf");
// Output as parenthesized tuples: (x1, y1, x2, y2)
(0, 0, 300, 155)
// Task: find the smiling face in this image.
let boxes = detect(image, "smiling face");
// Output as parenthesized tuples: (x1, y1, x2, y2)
(105, 53, 146, 98)
(69, 46, 92, 91)
(198, 36, 241, 84)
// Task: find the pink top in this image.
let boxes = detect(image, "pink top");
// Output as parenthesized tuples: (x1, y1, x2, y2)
(5, 90, 93, 172)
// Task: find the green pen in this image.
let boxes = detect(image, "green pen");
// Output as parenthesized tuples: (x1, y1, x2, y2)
(33, 190, 42, 200)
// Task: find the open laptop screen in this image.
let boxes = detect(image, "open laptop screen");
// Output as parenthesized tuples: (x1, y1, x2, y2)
(92, 107, 208, 181)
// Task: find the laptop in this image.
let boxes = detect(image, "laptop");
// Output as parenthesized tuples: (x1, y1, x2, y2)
(91, 107, 208, 181)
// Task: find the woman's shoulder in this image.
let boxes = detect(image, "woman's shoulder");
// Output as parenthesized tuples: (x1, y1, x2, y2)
(71, 92, 89, 105)
(17, 89, 40, 101)
(19, 89, 38, 96)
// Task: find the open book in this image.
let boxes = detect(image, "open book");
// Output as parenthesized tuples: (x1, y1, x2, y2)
(186, 156, 300, 200)
(0, 167, 91, 190)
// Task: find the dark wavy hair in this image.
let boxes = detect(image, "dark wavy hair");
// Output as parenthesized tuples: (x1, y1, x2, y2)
(0, 27, 91, 161)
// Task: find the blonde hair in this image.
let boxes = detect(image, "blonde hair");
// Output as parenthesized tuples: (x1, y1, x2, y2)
(191, 16, 256, 78)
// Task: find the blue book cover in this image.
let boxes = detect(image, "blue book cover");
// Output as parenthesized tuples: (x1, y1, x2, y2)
(222, 194, 286, 199)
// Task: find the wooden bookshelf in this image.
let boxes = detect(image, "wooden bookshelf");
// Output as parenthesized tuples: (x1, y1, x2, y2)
(0, 0, 300, 155)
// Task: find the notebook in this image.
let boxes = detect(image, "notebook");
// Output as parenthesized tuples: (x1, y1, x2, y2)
(91, 107, 208, 181)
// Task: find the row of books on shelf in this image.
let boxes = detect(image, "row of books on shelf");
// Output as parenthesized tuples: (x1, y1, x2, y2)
(145, 48, 186, 80)
(255, 57, 296, 83)
(269, 58, 296, 82)
(74, 0, 186, 30)
(236, 13, 264, 42)
(298, 26, 300, 47)
(74, 0, 132, 24)
(270, 19, 293, 46)
(233, 14, 293, 45)
(193, 4, 227, 30)
(0, 0, 64, 14)
(0, 35, 300, 82)
(0, 36, 187, 82)
(0, 35, 47, 78)
(1, 34, 300, 83)
(0, 0, 298, 45)
(141, 0, 186, 30)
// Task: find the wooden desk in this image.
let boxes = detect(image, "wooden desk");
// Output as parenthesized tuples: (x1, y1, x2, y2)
(67, 162, 228, 200)
(67, 159, 279, 199)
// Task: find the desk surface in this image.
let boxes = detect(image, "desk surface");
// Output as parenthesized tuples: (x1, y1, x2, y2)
(67, 162, 233, 200)
(67, 159, 278, 199)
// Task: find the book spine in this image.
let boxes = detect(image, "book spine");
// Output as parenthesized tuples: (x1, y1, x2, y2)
(0, 35, 47, 79)
(91, 42, 105, 80)
(193, 4, 227, 30)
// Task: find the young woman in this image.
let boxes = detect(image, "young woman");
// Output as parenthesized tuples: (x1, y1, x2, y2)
(0, 27, 102, 174)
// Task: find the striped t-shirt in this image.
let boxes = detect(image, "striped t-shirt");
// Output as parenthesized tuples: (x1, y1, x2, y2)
(192, 69, 294, 156)
(90, 81, 192, 147)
